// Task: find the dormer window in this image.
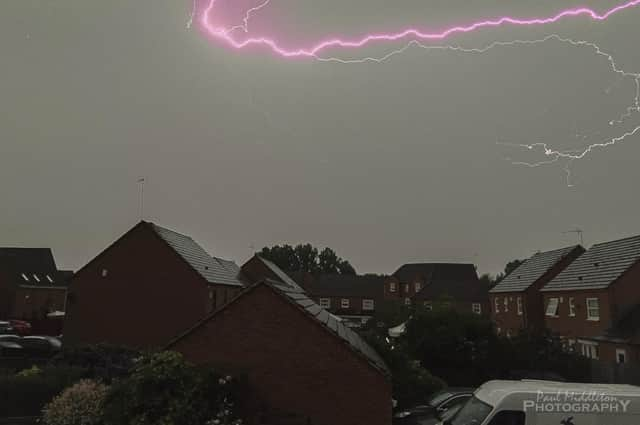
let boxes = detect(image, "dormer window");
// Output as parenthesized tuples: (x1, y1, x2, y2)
(46, 275, 54, 283)
(33, 274, 40, 283)
(21, 273, 29, 282)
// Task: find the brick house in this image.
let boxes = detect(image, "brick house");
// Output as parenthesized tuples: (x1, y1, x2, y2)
(289, 272, 396, 328)
(64, 221, 245, 348)
(391, 263, 489, 315)
(168, 278, 392, 425)
(0, 248, 71, 320)
(540, 234, 640, 363)
(489, 245, 585, 337)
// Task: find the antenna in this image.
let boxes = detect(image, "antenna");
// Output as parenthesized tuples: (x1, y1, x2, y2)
(563, 228, 584, 245)
(137, 177, 145, 220)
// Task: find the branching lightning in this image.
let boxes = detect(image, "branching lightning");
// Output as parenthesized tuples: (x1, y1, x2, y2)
(192, 0, 640, 185)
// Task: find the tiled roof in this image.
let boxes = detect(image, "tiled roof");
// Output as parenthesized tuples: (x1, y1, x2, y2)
(151, 223, 244, 287)
(0, 248, 68, 286)
(255, 256, 305, 291)
(490, 246, 582, 293)
(300, 274, 388, 298)
(393, 263, 477, 283)
(268, 280, 389, 375)
(542, 234, 640, 292)
(167, 279, 389, 376)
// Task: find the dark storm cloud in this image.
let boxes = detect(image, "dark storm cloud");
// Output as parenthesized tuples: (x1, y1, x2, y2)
(1, 0, 639, 275)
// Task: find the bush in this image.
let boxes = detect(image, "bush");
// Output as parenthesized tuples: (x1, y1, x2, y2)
(50, 344, 141, 382)
(103, 351, 242, 425)
(42, 379, 108, 425)
(0, 365, 88, 417)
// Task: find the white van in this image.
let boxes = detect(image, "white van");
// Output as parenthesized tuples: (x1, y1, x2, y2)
(443, 380, 640, 425)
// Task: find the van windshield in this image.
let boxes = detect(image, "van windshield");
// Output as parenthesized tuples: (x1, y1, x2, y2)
(449, 396, 492, 425)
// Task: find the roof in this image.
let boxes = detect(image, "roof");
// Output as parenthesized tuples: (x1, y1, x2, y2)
(250, 256, 305, 291)
(168, 279, 389, 376)
(490, 245, 582, 293)
(150, 223, 244, 287)
(414, 278, 488, 301)
(475, 380, 640, 407)
(0, 248, 69, 287)
(300, 274, 388, 298)
(541, 234, 640, 292)
(393, 263, 478, 283)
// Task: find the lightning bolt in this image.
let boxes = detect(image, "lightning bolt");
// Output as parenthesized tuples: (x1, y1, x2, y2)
(194, 0, 640, 185)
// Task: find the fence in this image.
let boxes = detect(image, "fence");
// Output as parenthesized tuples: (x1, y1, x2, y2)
(590, 359, 640, 385)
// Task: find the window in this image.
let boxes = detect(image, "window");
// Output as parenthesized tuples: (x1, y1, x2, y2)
(505, 330, 512, 338)
(21, 273, 29, 282)
(362, 299, 374, 311)
(503, 297, 509, 313)
(580, 341, 599, 359)
(403, 284, 409, 293)
(46, 274, 54, 283)
(494, 297, 500, 313)
(569, 297, 576, 317)
(341, 298, 350, 309)
(319, 298, 331, 308)
(486, 410, 525, 425)
(617, 349, 627, 364)
(389, 282, 397, 292)
(516, 297, 522, 316)
(414, 282, 422, 293)
(545, 298, 559, 317)
(449, 396, 492, 425)
(424, 301, 433, 311)
(587, 298, 600, 321)
(101, 269, 108, 278)
(32, 274, 40, 283)
(404, 297, 411, 306)
(472, 303, 482, 314)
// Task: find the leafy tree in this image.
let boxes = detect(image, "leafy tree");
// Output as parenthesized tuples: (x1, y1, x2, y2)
(259, 244, 356, 275)
(480, 258, 525, 287)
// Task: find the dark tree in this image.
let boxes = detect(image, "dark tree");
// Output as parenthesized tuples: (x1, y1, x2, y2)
(259, 244, 356, 275)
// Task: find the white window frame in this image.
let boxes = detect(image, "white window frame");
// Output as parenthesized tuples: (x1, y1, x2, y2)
(414, 282, 422, 293)
(319, 298, 331, 309)
(404, 297, 411, 306)
(616, 349, 627, 364)
(516, 297, 523, 316)
(579, 340, 599, 359)
(586, 298, 600, 321)
(545, 298, 560, 317)
(472, 303, 482, 315)
(424, 301, 433, 311)
(46, 274, 54, 283)
(32, 274, 41, 283)
(21, 273, 29, 282)
(494, 297, 500, 313)
(362, 299, 374, 311)
(340, 298, 350, 309)
(389, 282, 397, 293)
(503, 297, 509, 313)
(403, 284, 409, 293)
(568, 297, 576, 317)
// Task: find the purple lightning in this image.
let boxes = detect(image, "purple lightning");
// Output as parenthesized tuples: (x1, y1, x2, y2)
(197, 0, 640, 57)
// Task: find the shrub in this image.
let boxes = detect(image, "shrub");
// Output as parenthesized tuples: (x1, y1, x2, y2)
(103, 351, 243, 425)
(42, 379, 108, 425)
(50, 344, 141, 382)
(0, 365, 88, 417)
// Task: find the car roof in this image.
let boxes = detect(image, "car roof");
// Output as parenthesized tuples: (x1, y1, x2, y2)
(475, 380, 640, 407)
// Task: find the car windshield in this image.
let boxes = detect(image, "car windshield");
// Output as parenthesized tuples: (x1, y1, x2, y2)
(449, 396, 492, 425)
(429, 391, 454, 407)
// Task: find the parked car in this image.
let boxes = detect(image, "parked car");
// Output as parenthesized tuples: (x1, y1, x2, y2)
(0, 340, 24, 357)
(9, 320, 32, 336)
(394, 388, 475, 425)
(19, 335, 62, 357)
(0, 321, 14, 334)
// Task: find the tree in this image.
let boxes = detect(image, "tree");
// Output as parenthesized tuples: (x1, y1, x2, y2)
(259, 244, 356, 274)
(480, 258, 525, 288)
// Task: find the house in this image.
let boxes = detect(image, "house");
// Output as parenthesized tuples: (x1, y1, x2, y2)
(167, 278, 392, 425)
(240, 254, 305, 292)
(540, 234, 640, 361)
(0, 248, 71, 320)
(489, 245, 585, 337)
(63, 221, 245, 348)
(391, 263, 489, 315)
(289, 272, 395, 328)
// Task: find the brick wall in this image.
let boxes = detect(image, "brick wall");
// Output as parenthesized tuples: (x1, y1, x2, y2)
(542, 289, 611, 339)
(12, 287, 67, 319)
(172, 284, 392, 425)
(490, 292, 526, 336)
(64, 224, 217, 349)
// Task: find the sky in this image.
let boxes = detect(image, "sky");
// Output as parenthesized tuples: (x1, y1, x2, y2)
(1, 0, 639, 276)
